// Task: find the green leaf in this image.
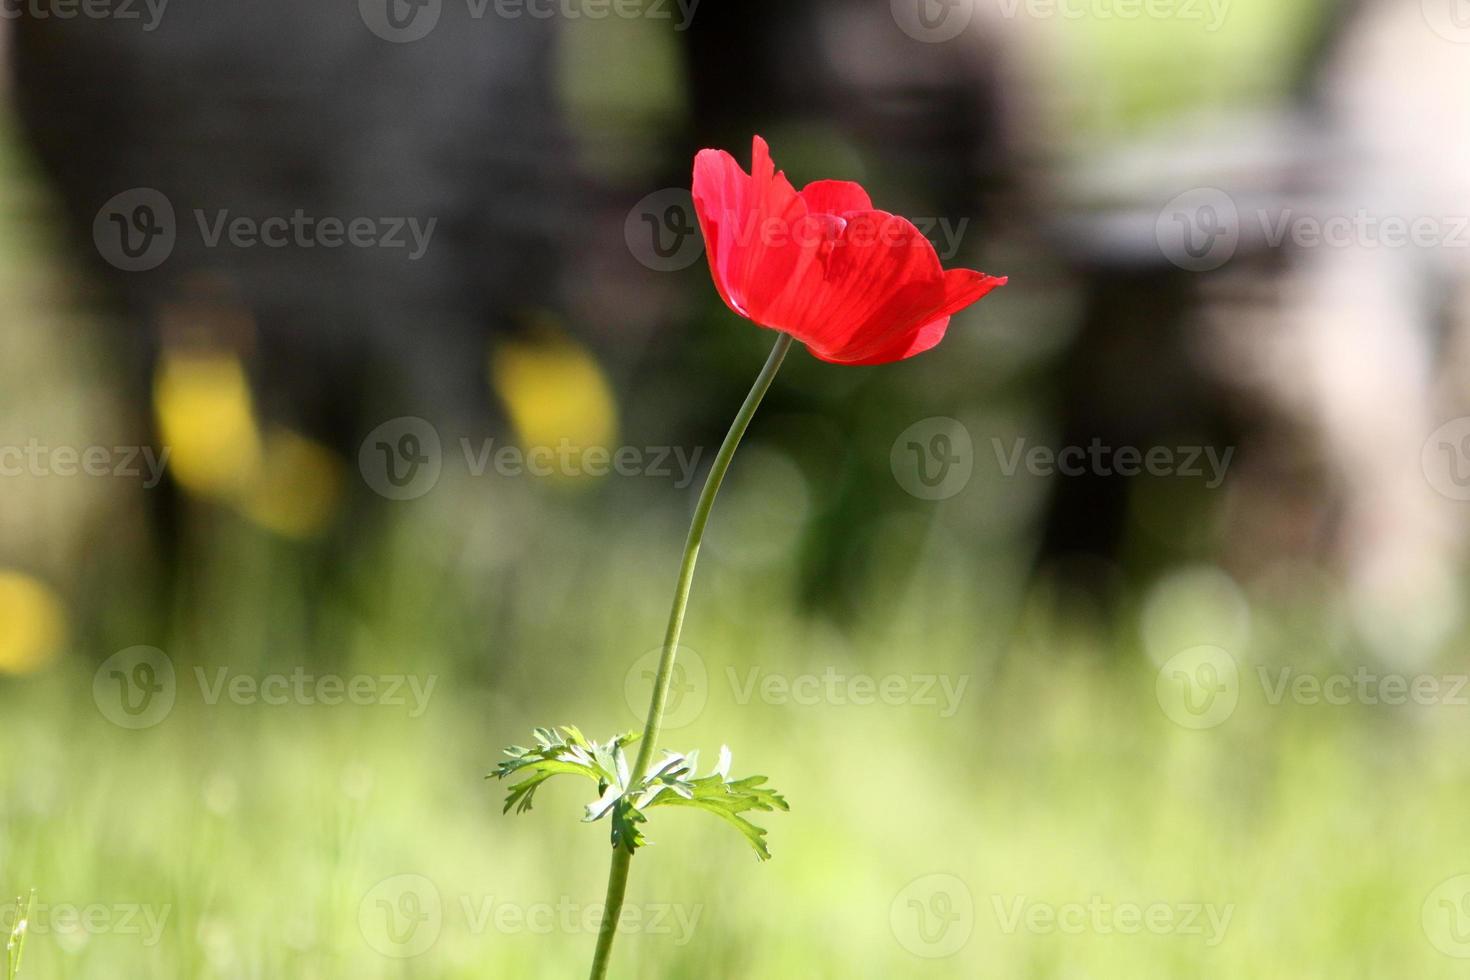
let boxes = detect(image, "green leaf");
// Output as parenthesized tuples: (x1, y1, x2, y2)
(491, 726, 639, 816)
(642, 749, 790, 861)
(494, 729, 788, 859)
(609, 798, 650, 854)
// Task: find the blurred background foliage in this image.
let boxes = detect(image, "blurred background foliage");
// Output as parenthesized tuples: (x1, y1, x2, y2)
(4, 0, 1470, 975)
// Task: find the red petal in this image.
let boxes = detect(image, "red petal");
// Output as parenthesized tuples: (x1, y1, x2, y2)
(799, 180, 873, 217)
(692, 147, 751, 316)
(822, 269, 1008, 365)
(807, 316, 953, 366)
(692, 136, 804, 324)
(742, 211, 945, 359)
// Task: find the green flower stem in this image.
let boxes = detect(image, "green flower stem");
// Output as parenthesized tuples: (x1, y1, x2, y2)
(587, 331, 793, 980)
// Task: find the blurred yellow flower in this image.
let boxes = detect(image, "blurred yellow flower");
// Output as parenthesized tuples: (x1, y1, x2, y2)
(492, 329, 618, 481)
(153, 351, 343, 537)
(0, 570, 66, 675)
(152, 351, 261, 497)
(241, 428, 343, 539)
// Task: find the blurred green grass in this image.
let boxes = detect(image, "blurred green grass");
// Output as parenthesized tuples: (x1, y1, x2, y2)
(3, 503, 1470, 979)
(0, 3, 1461, 971)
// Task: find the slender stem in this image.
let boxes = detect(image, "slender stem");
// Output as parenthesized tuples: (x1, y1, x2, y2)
(630, 331, 793, 777)
(586, 331, 793, 980)
(587, 848, 632, 980)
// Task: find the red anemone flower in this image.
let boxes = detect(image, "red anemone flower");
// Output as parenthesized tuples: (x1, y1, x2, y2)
(692, 136, 1006, 366)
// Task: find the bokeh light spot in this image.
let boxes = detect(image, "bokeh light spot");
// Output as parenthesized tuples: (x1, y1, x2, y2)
(0, 570, 66, 675)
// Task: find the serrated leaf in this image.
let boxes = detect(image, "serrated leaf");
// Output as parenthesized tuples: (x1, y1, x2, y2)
(610, 800, 649, 854)
(493, 728, 788, 859)
(491, 726, 639, 816)
(634, 748, 788, 860)
(647, 771, 789, 861)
